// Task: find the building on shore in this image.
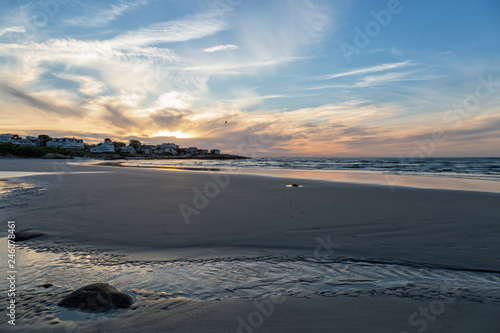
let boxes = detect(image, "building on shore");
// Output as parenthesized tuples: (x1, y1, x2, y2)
(186, 147, 199, 155)
(46, 137, 84, 149)
(0, 134, 41, 146)
(0, 134, 224, 157)
(160, 143, 179, 154)
(0, 134, 13, 143)
(140, 144, 158, 155)
(119, 145, 136, 154)
(12, 138, 40, 146)
(90, 139, 115, 153)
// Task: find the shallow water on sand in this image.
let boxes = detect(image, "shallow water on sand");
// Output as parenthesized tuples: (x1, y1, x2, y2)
(2, 238, 500, 302)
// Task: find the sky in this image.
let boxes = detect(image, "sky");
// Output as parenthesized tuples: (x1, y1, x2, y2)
(0, 0, 499, 157)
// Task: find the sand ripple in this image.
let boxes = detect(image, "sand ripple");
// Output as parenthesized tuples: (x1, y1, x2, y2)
(2, 239, 500, 302)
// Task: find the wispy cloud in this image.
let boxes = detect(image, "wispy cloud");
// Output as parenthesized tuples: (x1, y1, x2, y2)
(203, 44, 239, 53)
(224, 94, 288, 102)
(0, 15, 228, 95)
(110, 18, 226, 47)
(65, 0, 149, 27)
(320, 61, 415, 80)
(184, 57, 302, 74)
(0, 26, 25, 36)
(353, 71, 425, 87)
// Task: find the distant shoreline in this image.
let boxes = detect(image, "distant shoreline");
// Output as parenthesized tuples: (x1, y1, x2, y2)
(105, 153, 251, 160)
(97, 161, 222, 172)
(0, 152, 251, 160)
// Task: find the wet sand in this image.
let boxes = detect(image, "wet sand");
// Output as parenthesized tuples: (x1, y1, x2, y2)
(0, 159, 499, 332)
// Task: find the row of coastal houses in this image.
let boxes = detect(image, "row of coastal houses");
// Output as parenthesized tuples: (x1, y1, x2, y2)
(91, 139, 221, 155)
(47, 137, 84, 149)
(0, 134, 84, 148)
(1, 134, 222, 155)
(137, 142, 179, 155)
(0, 134, 40, 146)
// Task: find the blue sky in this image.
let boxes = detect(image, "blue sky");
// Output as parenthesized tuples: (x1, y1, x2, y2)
(0, 0, 499, 156)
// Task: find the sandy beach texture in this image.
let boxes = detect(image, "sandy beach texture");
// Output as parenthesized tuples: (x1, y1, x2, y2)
(1, 159, 499, 332)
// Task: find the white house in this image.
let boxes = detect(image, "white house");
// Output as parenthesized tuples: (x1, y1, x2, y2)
(1, 134, 40, 146)
(140, 145, 157, 154)
(119, 145, 136, 154)
(210, 149, 221, 155)
(90, 139, 115, 153)
(11, 139, 39, 146)
(26, 136, 41, 144)
(187, 147, 199, 155)
(160, 142, 179, 154)
(0, 134, 13, 143)
(47, 137, 84, 149)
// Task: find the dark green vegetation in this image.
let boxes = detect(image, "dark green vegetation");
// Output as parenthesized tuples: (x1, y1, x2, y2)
(0, 142, 86, 158)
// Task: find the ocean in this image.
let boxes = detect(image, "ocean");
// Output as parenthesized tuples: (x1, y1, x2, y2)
(121, 157, 500, 182)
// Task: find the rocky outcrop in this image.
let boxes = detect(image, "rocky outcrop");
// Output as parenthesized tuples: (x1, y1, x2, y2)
(41, 153, 72, 159)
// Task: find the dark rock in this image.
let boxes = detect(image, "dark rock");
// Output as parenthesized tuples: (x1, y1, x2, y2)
(42, 153, 71, 159)
(14, 230, 45, 241)
(291, 184, 300, 187)
(58, 283, 133, 312)
(40, 283, 53, 288)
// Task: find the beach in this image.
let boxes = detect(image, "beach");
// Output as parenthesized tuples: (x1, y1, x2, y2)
(1, 159, 500, 332)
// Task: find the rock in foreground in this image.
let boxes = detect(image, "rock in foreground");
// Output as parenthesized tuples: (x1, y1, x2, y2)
(58, 283, 133, 312)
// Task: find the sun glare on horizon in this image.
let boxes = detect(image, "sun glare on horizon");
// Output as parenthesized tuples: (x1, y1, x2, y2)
(153, 130, 192, 139)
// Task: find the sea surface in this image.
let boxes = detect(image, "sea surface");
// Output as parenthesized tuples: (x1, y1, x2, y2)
(122, 157, 500, 182)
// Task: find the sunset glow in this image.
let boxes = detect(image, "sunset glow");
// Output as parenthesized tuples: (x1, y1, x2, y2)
(0, 1, 499, 156)
(153, 130, 192, 139)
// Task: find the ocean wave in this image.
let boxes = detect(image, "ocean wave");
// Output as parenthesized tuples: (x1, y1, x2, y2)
(121, 157, 500, 181)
